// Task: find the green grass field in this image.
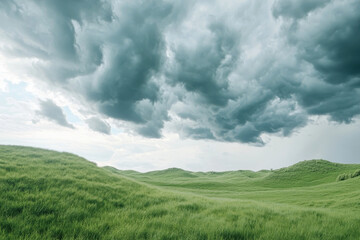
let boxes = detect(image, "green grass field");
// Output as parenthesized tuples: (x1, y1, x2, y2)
(1, 145, 360, 239)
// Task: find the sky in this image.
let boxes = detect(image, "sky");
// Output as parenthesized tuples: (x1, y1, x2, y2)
(0, 0, 359, 172)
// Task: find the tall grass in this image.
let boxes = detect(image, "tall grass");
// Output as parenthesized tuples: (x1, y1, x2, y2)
(336, 169, 360, 181)
(1, 145, 360, 239)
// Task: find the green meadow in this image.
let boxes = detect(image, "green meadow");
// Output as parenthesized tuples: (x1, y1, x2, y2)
(1, 145, 360, 239)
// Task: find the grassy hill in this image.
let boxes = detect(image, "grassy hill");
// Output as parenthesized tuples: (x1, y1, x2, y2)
(1, 145, 360, 239)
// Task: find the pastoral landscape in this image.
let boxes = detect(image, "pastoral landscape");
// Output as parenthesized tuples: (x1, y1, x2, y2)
(1, 145, 360, 239)
(1, 0, 360, 239)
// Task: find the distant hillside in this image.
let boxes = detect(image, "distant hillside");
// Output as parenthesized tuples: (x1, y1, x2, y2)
(1, 145, 360, 240)
(144, 168, 199, 178)
(118, 159, 360, 188)
(261, 159, 360, 187)
(116, 158, 360, 210)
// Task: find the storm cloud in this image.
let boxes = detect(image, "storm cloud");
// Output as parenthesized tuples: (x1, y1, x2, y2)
(1, 0, 359, 144)
(273, 0, 360, 122)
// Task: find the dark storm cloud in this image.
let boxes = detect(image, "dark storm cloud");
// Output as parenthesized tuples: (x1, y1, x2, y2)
(214, 98, 307, 144)
(64, 0, 188, 135)
(0, 0, 183, 136)
(1, 0, 359, 144)
(0, 0, 112, 80)
(86, 117, 111, 134)
(182, 127, 216, 140)
(273, 0, 360, 123)
(37, 100, 74, 129)
(279, 0, 360, 85)
(272, 0, 330, 19)
(167, 21, 239, 106)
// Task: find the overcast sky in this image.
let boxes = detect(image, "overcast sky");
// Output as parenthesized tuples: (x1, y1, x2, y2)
(0, 0, 359, 172)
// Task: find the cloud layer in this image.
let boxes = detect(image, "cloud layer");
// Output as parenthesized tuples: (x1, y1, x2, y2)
(1, 0, 359, 144)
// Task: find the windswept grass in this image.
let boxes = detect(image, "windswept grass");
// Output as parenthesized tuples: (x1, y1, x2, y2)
(336, 169, 360, 181)
(1, 145, 360, 239)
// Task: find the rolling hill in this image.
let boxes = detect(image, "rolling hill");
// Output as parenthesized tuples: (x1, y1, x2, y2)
(1, 145, 360, 239)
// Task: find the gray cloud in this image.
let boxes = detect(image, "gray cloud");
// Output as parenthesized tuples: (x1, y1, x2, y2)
(285, 0, 360, 86)
(272, 0, 330, 20)
(1, 0, 360, 144)
(167, 21, 239, 106)
(86, 117, 111, 134)
(273, 0, 360, 123)
(37, 99, 74, 129)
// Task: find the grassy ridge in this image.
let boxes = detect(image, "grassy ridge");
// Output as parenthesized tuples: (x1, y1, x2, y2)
(1, 145, 360, 239)
(117, 160, 360, 211)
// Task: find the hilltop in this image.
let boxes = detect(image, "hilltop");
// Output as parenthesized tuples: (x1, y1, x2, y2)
(1, 145, 360, 239)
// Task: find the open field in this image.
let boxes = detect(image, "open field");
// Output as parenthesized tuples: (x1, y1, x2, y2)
(1, 145, 360, 239)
